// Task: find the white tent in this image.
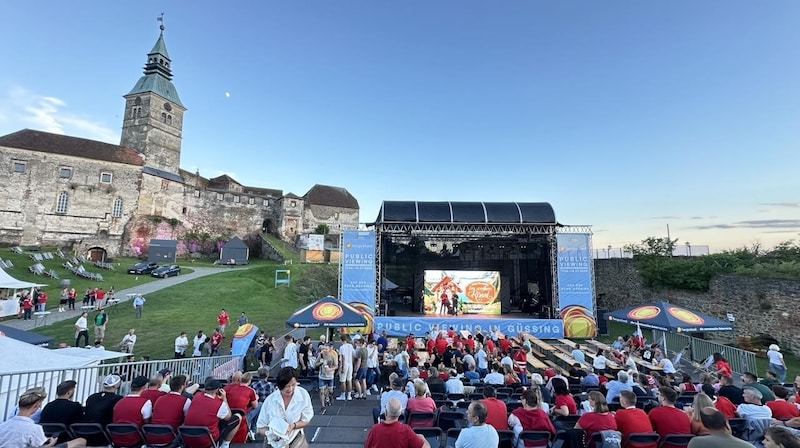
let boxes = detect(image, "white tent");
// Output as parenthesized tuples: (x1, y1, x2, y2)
(0, 268, 46, 318)
(55, 347, 129, 362)
(0, 335, 100, 421)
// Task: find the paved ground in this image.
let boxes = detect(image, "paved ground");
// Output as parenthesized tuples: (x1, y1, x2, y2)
(2, 267, 243, 332)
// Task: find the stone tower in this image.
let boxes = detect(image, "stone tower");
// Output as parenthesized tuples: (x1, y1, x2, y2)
(120, 21, 185, 174)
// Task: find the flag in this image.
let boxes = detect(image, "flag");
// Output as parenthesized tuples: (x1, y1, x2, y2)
(231, 323, 258, 357)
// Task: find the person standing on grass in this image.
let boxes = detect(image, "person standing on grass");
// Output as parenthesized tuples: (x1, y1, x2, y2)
(93, 309, 108, 343)
(217, 309, 229, 336)
(67, 287, 76, 310)
(237, 312, 248, 327)
(119, 329, 137, 354)
(132, 293, 146, 318)
(36, 289, 48, 312)
(174, 331, 189, 359)
(59, 287, 68, 312)
(74, 312, 89, 347)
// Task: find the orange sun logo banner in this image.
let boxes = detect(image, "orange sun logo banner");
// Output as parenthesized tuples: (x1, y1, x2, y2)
(667, 306, 704, 325)
(312, 303, 344, 321)
(627, 305, 661, 320)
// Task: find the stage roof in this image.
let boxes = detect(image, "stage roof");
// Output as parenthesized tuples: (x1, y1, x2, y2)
(375, 201, 556, 225)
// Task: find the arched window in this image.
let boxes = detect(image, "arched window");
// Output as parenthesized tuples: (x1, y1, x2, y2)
(56, 191, 69, 214)
(167, 115, 172, 125)
(112, 197, 123, 217)
(161, 112, 167, 123)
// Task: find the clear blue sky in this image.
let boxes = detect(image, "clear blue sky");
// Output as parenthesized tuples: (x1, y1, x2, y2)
(1, 1, 798, 251)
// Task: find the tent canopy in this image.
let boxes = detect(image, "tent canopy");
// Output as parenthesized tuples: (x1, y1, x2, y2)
(0, 335, 95, 374)
(286, 296, 368, 328)
(0, 324, 53, 347)
(604, 301, 733, 332)
(0, 267, 46, 290)
(54, 347, 130, 361)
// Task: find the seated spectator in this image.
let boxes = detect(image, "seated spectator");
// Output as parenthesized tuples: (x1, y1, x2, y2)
(455, 401, 499, 448)
(592, 349, 608, 376)
(112, 375, 153, 446)
(84, 374, 124, 426)
(614, 391, 653, 440)
(445, 369, 465, 394)
(678, 372, 696, 393)
(406, 381, 436, 427)
(551, 378, 577, 417)
(373, 376, 408, 424)
(686, 407, 755, 448)
(605, 370, 633, 404)
(696, 373, 718, 397)
(582, 367, 600, 388)
(572, 344, 586, 364)
(502, 364, 521, 385)
(684, 393, 715, 436)
(152, 374, 192, 431)
(576, 391, 617, 447)
(736, 387, 773, 420)
(480, 385, 509, 431)
(365, 397, 430, 448)
(249, 368, 273, 429)
(0, 387, 86, 448)
(632, 373, 652, 398)
(742, 372, 775, 404)
(761, 370, 781, 389)
(717, 375, 744, 406)
(714, 394, 738, 419)
(484, 364, 505, 385)
(767, 385, 800, 420)
(763, 426, 800, 448)
(648, 387, 691, 438)
(508, 387, 556, 443)
(569, 362, 588, 379)
(140, 375, 168, 403)
(39, 380, 84, 428)
(225, 371, 258, 441)
(425, 367, 446, 394)
(185, 377, 242, 448)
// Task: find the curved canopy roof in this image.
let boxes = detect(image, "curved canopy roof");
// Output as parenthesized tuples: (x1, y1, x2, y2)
(376, 201, 556, 225)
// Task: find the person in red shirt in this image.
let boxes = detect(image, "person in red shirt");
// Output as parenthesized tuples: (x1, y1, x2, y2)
(485, 338, 496, 356)
(480, 385, 509, 431)
(767, 385, 800, 420)
(217, 309, 229, 336)
(465, 335, 475, 351)
(499, 336, 512, 354)
(139, 376, 167, 404)
(648, 387, 691, 438)
(36, 290, 48, 312)
(508, 387, 556, 442)
(95, 288, 106, 307)
(713, 352, 732, 377)
(614, 391, 653, 440)
(405, 333, 416, 352)
(224, 372, 258, 442)
(434, 334, 448, 356)
(552, 378, 578, 416)
(714, 395, 737, 418)
(365, 397, 429, 448)
(112, 376, 152, 447)
(576, 391, 617, 447)
(184, 378, 241, 448)
(447, 327, 457, 339)
(210, 329, 223, 356)
(152, 375, 192, 433)
(21, 295, 34, 320)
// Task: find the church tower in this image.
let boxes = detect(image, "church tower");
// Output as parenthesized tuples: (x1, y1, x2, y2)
(120, 19, 185, 174)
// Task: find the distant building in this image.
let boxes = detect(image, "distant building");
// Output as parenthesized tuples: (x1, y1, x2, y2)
(0, 23, 358, 259)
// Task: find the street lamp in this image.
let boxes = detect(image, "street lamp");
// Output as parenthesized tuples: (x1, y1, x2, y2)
(685, 241, 692, 257)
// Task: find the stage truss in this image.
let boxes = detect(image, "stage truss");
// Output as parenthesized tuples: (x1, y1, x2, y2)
(372, 222, 592, 316)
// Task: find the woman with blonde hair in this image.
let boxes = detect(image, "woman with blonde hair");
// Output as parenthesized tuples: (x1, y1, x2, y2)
(503, 364, 520, 385)
(406, 380, 436, 427)
(575, 391, 617, 447)
(684, 393, 714, 435)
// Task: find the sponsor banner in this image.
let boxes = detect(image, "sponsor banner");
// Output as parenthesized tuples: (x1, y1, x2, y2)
(231, 323, 258, 357)
(423, 270, 501, 315)
(374, 316, 564, 339)
(340, 230, 376, 306)
(556, 233, 597, 338)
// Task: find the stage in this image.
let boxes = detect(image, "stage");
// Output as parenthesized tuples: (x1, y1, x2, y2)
(373, 309, 565, 339)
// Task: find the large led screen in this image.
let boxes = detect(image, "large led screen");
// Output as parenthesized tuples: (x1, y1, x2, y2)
(423, 270, 501, 315)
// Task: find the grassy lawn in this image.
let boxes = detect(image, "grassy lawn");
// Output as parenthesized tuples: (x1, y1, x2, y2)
(32, 262, 339, 361)
(262, 234, 300, 262)
(596, 320, 800, 378)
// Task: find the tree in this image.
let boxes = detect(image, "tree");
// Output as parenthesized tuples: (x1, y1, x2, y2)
(624, 236, 679, 257)
(314, 224, 330, 235)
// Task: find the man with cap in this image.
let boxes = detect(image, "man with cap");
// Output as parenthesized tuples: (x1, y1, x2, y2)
(152, 374, 192, 436)
(0, 387, 86, 448)
(184, 377, 242, 448)
(372, 375, 409, 424)
(112, 375, 153, 445)
(84, 374, 124, 426)
(39, 380, 84, 428)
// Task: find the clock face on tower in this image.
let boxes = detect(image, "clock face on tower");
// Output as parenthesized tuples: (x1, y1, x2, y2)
(163, 102, 172, 112)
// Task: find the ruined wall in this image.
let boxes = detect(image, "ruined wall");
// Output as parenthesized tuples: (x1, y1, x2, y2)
(303, 204, 359, 234)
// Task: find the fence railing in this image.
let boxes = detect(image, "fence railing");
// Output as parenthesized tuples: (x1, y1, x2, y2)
(652, 329, 757, 377)
(0, 354, 241, 422)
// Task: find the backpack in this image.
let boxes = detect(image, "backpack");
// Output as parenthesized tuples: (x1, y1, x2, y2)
(596, 430, 622, 448)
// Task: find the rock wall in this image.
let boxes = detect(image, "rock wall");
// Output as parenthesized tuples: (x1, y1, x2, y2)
(594, 258, 800, 356)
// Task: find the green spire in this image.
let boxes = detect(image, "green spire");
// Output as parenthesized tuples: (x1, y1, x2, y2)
(126, 16, 184, 107)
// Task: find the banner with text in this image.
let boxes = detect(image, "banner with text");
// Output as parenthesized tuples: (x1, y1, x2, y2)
(374, 316, 564, 339)
(556, 233, 596, 338)
(340, 230, 376, 308)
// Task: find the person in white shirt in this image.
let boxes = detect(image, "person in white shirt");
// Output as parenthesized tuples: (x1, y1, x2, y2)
(74, 312, 89, 347)
(500, 354, 514, 370)
(256, 367, 314, 448)
(192, 331, 205, 357)
(483, 364, 504, 385)
(393, 349, 409, 379)
(119, 329, 137, 354)
(366, 340, 380, 393)
(281, 335, 299, 369)
(475, 345, 489, 377)
(737, 387, 773, 420)
(174, 331, 189, 358)
(405, 369, 430, 397)
(445, 370, 465, 394)
(658, 357, 676, 374)
(592, 349, 608, 375)
(337, 335, 355, 400)
(462, 350, 476, 372)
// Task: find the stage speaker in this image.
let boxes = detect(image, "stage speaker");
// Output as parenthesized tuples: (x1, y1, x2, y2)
(597, 308, 609, 336)
(412, 273, 423, 313)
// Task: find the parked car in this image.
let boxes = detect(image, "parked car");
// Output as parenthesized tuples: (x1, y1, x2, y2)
(151, 265, 181, 278)
(128, 262, 159, 275)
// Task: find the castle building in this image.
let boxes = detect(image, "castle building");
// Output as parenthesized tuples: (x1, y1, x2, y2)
(0, 23, 358, 259)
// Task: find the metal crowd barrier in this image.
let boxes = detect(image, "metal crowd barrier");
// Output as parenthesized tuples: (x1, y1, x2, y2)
(652, 329, 757, 377)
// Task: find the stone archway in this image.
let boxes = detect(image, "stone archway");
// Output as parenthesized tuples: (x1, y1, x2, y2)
(87, 246, 108, 262)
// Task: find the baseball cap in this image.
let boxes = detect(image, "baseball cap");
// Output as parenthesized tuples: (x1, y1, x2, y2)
(392, 377, 405, 388)
(103, 374, 122, 388)
(205, 378, 223, 390)
(131, 375, 149, 389)
(158, 368, 172, 376)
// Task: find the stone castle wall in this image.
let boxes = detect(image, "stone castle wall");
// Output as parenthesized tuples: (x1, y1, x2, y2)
(595, 258, 800, 356)
(303, 203, 359, 234)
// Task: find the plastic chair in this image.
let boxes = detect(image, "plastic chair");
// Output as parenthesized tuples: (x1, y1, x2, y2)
(106, 423, 146, 448)
(497, 429, 516, 448)
(437, 411, 467, 432)
(39, 423, 74, 439)
(553, 414, 580, 430)
(69, 422, 111, 447)
(517, 430, 552, 448)
(407, 411, 437, 428)
(506, 402, 523, 413)
(624, 432, 660, 448)
(727, 418, 747, 440)
(659, 434, 694, 448)
(142, 424, 180, 448)
(178, 425, 218, 448)
(446, 428, 461, 448)
(413, 427, 442, 448)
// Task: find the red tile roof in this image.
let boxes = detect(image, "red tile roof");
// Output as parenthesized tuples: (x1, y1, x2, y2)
(0, 129, 144, 166)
